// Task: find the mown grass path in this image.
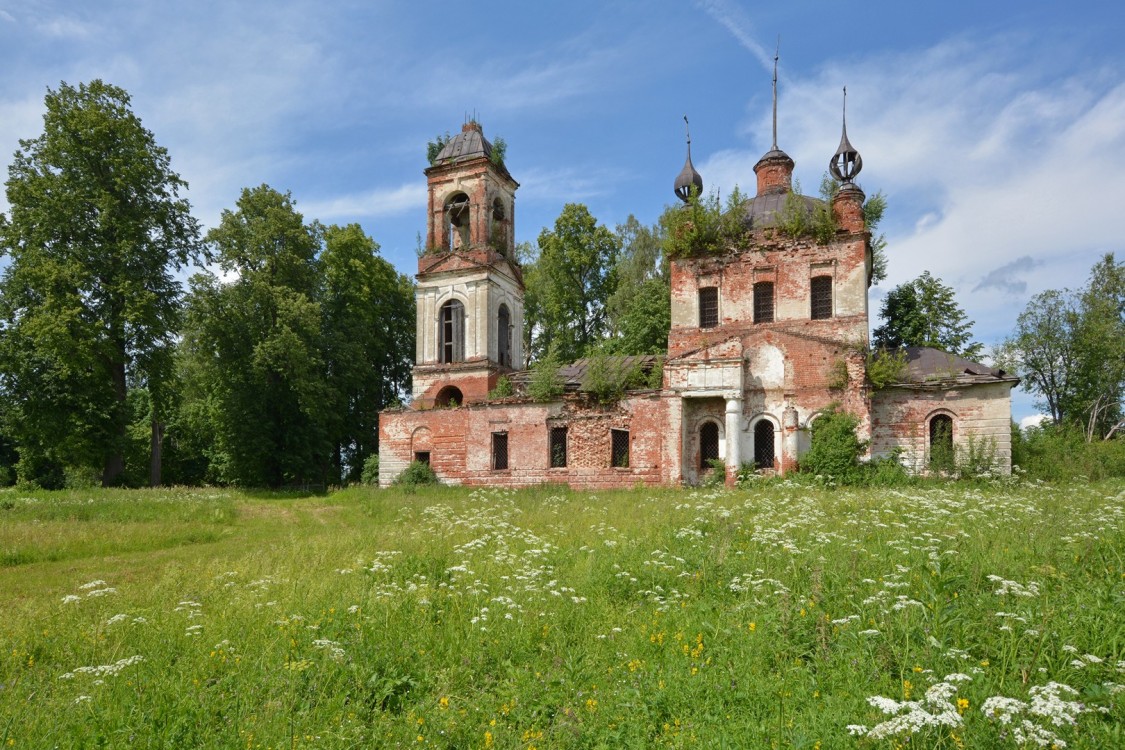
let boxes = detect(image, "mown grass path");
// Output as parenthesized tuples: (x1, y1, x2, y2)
(1, 481, 1122, 748)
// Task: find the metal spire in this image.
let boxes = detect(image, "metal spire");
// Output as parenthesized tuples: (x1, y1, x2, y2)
(674, 114, 703, 203)
(830, 86, 863, 184)
(771, 36, 780, 151)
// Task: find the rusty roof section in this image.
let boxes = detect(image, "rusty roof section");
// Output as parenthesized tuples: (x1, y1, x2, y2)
(892, 347, 1019, 388)
(509, 355, 660, 392)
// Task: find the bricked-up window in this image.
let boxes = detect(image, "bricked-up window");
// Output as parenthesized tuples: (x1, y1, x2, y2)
(492, 432, 509, 471)
(810, 276, 833, 320)
(929, 415, 954, 472)
(698, 286, 719, 328)
(699, 421, 720, 469)
(753, 281, 774, 323)
(549, 426, 567, 468)
(439, 300, 465, 363)
(754, 420, 775, 470)
(610, 429, 630, 468)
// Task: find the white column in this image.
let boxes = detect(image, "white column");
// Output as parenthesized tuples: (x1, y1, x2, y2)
(725, 397, 742, 476)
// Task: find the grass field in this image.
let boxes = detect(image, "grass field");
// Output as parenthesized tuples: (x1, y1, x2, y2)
(1, 479, 1122, 748)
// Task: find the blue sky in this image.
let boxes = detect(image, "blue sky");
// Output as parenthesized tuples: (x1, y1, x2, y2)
(2, 1, 1123, 424)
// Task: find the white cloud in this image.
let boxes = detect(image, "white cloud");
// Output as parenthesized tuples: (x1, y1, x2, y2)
(693, 0, 774, 74)
(1019, 414, 1049, 431)
(298, 183, 426, 221)
(695, 34, 1125, 346)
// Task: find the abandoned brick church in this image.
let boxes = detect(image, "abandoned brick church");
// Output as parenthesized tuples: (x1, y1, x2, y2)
(379, 105, 1017, 488)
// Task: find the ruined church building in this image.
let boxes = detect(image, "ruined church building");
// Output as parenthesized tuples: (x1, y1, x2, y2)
(379, 86, 1017, 488)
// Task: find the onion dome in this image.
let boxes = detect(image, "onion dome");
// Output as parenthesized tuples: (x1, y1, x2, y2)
(829, 87, 863, 185)
(674, 115, 704, 203)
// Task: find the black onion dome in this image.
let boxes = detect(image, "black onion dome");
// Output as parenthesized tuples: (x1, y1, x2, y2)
(674, 145, 704, 203)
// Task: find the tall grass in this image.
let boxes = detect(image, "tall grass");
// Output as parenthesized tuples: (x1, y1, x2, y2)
(1, 480, 1122, 748)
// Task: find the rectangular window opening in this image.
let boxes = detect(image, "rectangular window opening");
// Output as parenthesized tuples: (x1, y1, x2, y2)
(492, 432, 508, 471)
(753, 281, 774, 323)
(698, 287, 719, 328)
(610, 429, 630, 468)
(810, 276, 833, 320)
(414, 451, 430, 465)
(549, 426, 568, 468)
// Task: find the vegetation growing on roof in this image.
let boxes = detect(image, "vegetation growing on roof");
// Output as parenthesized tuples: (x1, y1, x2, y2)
(660, 186, 749, 259)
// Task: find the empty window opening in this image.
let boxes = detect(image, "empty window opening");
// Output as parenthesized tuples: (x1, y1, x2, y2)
(434, 385, 463, 408)
(810, 276, 833, 320)
(439, 300, 465, 363)
(492, 432, 509, 471)
(929, 414, 954, 471)
(698, 287, 719, 328)
(699, 421, 720, 469)
(414, 451, 430, 465)
(549, 426, 568, 468)
(445, 193, 470, 249)
(497, 304, 512, 368)
(611, 429, 630, 468)
(754, 281, 774, 323)
(754, 420, 775, 470)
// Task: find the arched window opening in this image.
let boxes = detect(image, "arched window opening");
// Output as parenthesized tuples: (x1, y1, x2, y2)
(699, 421, 720, 469)
(439, 300, 465, 363)
(497, 304, 512, 367)
(434, 386, 463, 408)
(753, 281, 774, 323)
(810, 276, 833, 320)
(929, 414, 954, 472)
(444, 193, 470, 249)
(491, 198, 508, 253)
(699, 286, 719, 328)
(754, 420, 776, 470)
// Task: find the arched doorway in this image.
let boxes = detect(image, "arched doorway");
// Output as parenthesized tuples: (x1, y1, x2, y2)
(699, 421, 720, 469)
(929, 414, 954, 471)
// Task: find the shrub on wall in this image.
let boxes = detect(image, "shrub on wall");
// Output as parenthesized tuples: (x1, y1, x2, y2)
(800, 406, 868, 484)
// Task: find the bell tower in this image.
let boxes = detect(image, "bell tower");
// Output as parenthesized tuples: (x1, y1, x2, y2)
(411, 121, 524, 408)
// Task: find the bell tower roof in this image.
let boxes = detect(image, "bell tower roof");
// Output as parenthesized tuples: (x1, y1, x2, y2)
(674, 115, 704, 203)
(433, 121, 491, 165)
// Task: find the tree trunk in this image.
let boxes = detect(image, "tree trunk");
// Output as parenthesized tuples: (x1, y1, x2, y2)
(101, 358, 128, 487)
(150, 418, 164, 487)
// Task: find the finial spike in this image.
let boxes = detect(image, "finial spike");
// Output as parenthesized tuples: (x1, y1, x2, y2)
(771, 37, 780, 150)
(684, 114, 691, 146)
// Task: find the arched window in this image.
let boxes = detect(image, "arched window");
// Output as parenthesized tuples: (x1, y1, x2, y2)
(754, 419, 775, 470)
(699, 421, 720, 469)
(434, 385, 463, 408)
(444, 193, 470, 249)
(699, 286, 719, 328)
(929, 414, 954, 471)
(490, 198, 508, 254)
(753, 281, 774, 323)
(497, 304, 511, 367)
(810, 276, 833, 320)
(439, 300, 465, 363)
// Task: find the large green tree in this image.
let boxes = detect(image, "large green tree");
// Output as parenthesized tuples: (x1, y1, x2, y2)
(181, 185, 328, 487)
(1005, 253, 1124, 440)
(605, 215, 670, 355)
(0, 80, 203, 487)
(526, 204, 620, 363)
(320, 223, 414, 483)
(872, 271, 982, 360)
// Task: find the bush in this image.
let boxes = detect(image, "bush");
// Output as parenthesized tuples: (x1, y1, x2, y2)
(580, 354, 646, 405)
(866, 348, 908, 389)
(360, 454, 380, 486)
(528, 353, 565, 403)
(1013, 422, 1125, 481)
(392, 460, 438, 487)
(488, 376, 514, 399)
(800, 406, 867, 484)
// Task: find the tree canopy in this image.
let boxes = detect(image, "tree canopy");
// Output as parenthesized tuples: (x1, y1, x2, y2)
(0, 80, 203, 487)
(525, 204, 620, 364)
(1004, 253, 1124, 440)
(872, 271, 982, 360)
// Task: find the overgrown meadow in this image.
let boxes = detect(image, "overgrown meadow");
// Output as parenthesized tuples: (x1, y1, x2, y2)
(1, 479, 1122, 748)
